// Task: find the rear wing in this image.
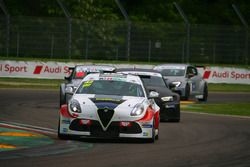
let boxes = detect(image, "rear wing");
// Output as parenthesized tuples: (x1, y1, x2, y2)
(64, 67, 75, 81)
(195, 65, 206, 69)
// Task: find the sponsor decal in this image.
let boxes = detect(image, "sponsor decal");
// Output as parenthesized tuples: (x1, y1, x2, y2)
(192, 82, 196, 90)
(202, 69, 250, 81)
(165, 104, 175, 109)
(203, 70, 211, 79)
(0, 64, 28, 74)
(76, 67, 99, 73)
(61, 119, 71, 124)
(95, 98, 121, 102)
(143, 132, 149, 136)
(99, 74, 127, 81)
(33, 65, 43, 74)
(63, 128, 68, 132)
(142, 124, 153, 128)
(196, 66, 250, 85)
(33, 65, 63, 74)
(83, 80, 94, 87)
(1, 60, 249, 85)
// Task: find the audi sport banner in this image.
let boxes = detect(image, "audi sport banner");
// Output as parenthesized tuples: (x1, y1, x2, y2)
(0, 60, 250, 84)
(0, 60, 75, 79)
(197, 66, 250, 85)
(0, 60, 153, 79)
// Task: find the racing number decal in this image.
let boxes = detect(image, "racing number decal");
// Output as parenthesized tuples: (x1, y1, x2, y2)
(83, 80, 94, 87)
(192, 82, 196, 90)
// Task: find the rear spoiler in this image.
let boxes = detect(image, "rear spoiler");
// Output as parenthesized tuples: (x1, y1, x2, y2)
(68, 67, 75, 71)
(195, 65, 206, 69)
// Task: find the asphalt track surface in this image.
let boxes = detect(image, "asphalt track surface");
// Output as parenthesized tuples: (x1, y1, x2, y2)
(0, 89, 250, 167)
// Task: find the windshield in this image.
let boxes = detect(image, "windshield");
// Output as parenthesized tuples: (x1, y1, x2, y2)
(76, 80, 145, 97)
(140, 76, 166, 87)
(159, 68, 185, 76)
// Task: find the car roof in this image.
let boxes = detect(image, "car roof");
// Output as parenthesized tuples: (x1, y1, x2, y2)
(83, 73, 144, 85)
(116, 68, 163, 77)
(74, 64, 116, 72)
(154, 64, 192, 70)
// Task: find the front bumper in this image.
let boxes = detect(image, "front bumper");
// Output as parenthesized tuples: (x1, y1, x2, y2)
(59, 116, 154, 139)
(154, 99, 180, 121)
(172, 87, 185, 97)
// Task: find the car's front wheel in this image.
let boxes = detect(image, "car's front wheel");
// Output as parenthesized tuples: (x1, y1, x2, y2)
(182, 84, 190, 100)
(60, 84, 66, 107)
(198, 84, 208, 102)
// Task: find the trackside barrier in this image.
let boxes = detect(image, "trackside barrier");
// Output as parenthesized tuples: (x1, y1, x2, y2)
(0, 60, 249, 85)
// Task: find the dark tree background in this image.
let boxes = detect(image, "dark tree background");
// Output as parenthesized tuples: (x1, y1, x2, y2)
(2, 0, 250, 25)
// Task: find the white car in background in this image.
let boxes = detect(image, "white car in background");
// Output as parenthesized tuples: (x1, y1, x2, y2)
(60, 65, 116, 106)
(154, 64, 208, 101)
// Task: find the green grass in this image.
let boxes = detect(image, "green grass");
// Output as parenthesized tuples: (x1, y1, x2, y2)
(208, 83, 250, 92)
(0, 78, 63, 89)
(182, 103, 250, 117)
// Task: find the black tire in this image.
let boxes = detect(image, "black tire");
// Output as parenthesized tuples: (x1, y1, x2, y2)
(60, 85, 66, 107)
(198, 84, 208, 102)
(182, 84, 190, 100)
(155, 129, 159, 140)
(171, 118, 180, 122)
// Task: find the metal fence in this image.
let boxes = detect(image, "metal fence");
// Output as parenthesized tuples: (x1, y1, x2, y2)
(0, 16, 249, 65)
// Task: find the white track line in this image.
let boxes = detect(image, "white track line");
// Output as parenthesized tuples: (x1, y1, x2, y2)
(182, 111, 250, 119)
(0, 121, 57, 135)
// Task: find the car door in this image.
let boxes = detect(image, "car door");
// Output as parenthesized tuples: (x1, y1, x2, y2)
(186, 66, 201, 95)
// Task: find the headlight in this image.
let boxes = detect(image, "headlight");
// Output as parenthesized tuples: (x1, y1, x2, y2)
(131, 104, 144, 116)
(161, 96, 174, 102)
(69, 99, 81, 113)
(172, 81, 181, 87)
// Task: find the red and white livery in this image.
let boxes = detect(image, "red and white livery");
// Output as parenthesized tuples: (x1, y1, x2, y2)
(58, 73, 160, 142)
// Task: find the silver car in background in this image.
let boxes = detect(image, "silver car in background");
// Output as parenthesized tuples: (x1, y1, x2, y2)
(154, 64, 208, 101)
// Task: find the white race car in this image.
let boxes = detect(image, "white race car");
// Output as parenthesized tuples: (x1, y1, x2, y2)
(58, 73, 160, 142)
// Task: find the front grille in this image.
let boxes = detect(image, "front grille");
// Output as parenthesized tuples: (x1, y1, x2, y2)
(90, 122, 119, 137)
(97, 108, 114, 128)
(69, 119, 142, 137)
(69, 119, 90, 131)
(119, 122, 142, 134)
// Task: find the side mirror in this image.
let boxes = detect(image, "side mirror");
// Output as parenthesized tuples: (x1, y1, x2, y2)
(149, 91, 159, 98)
(168, 83, 176, 89)
(64, 76, 71, 81)
(187, 73, 194, 78)
(65, 86, 74, 95)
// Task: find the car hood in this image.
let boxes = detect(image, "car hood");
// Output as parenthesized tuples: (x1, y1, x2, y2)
(163, 76, 186, 83)
(147, 85, 174, 97)
(71, 94, 146, 121)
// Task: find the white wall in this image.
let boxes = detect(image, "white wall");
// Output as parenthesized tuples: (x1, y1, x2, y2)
(0, 60, 249, 85)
